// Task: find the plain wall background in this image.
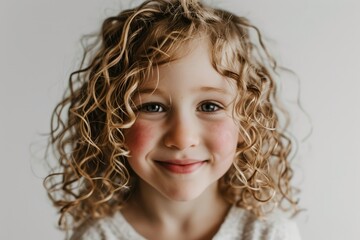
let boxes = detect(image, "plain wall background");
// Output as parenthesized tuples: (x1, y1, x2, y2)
(1, 0, 359, 239)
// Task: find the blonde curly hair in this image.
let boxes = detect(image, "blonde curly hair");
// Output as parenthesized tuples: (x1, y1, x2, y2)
(44, 0, 299, 231)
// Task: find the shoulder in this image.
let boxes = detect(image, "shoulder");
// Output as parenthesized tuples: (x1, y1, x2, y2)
(70, 212, 144, 240)
(254, 211, 301, 240)
(214, 206, 301, 240)
(69, 217, 114, 240)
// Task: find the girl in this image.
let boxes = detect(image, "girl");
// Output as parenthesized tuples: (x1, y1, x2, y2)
(45, 0, 301, 239)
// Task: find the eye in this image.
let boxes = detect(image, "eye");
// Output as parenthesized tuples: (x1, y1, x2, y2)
(198, 102, 222, 112)
(138, 102, 166, 113)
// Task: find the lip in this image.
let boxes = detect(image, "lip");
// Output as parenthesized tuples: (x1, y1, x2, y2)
(155, 160, 206, 174)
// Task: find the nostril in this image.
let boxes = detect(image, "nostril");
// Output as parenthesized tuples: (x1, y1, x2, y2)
(163, 127, 199, 150)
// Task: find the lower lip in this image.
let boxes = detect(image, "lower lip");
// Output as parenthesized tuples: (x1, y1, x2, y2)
(157, 161, 206, 174)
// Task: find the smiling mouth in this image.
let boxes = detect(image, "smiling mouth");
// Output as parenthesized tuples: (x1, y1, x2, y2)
(155, 160, 206, 174)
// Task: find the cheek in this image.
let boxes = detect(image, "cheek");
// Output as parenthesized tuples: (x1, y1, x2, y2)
(124, 121, 154, 155)
(206, 120, 239, 156)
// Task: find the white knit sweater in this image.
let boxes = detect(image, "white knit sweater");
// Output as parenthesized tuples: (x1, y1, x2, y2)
(71, 206, 301, 240)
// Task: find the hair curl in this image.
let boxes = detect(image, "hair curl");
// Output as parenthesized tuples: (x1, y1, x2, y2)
(44, 0, 299, 231)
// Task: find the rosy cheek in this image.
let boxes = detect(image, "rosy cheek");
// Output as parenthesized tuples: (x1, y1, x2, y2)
(206, 120, 238, 155)
(124, 121, 154, 155)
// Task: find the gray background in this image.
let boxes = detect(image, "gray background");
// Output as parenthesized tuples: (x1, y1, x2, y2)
(1, 0, 359, 239)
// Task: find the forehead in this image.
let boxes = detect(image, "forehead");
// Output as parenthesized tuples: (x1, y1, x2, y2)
(139, 39, 238, 96)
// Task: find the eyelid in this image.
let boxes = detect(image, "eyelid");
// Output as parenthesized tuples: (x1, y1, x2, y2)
(137, 102, 168, 113)
(197, 101, 224, 112)
(135, 100, 227, 113)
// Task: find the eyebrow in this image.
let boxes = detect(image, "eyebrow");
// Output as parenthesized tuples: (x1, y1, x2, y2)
(137, 88, 167, 96)
(138, 86, 229, 94)
(137, 85, 231, 96)
(196, 86, 230, 95)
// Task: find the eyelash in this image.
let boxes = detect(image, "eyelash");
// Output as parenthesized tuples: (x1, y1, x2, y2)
(197, 101, 222, 112)
(137, 101, 223, 113)
(138, 102, 167, 113)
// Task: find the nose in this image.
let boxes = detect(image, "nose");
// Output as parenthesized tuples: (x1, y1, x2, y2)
(163, 112, 200, 150)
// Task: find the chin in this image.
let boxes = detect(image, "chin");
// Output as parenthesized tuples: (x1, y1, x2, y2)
(161, 185, 209, 202)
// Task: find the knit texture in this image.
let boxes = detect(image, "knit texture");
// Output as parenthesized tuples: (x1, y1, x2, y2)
(71, 206, 301, 240)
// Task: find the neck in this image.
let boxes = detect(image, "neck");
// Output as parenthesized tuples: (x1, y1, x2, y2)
(122, 180, 231, 238)
(139, 180, 228, 223)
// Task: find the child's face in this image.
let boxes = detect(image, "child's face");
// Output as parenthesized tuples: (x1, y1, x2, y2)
(124, 40, 240, 201)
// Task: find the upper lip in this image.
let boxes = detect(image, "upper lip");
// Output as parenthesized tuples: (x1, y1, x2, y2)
(155, 159, 205, 165)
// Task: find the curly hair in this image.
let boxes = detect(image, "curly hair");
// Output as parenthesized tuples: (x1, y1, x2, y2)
(44, 0, 299, 231)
